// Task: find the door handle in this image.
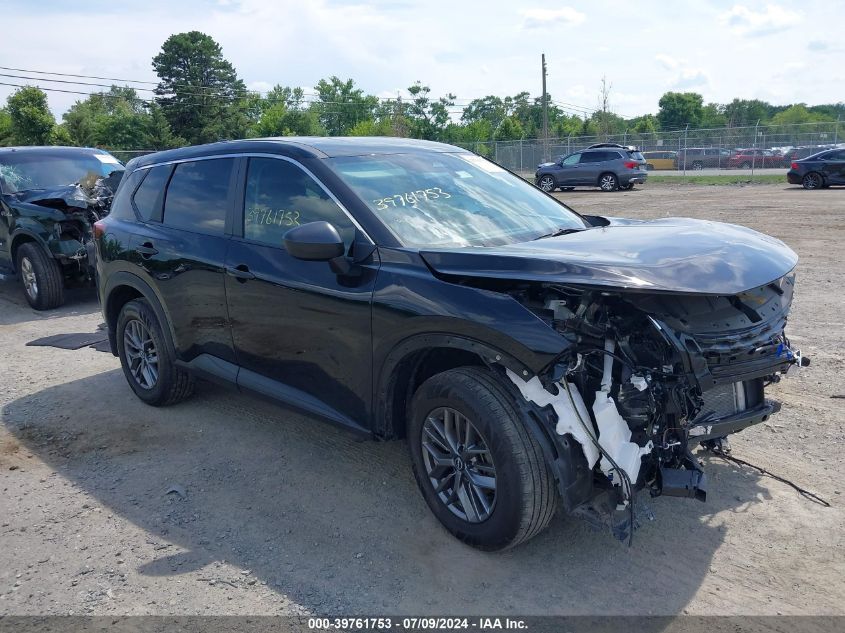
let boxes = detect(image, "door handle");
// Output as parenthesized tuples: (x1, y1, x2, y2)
(226, 265, 255, 281)
(135, 242, 158, 258)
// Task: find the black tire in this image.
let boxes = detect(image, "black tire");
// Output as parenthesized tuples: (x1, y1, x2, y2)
(537, 174, 557, 192)
(116, 298, 194, 406)
(408, 367, 557, 551)
(15, 242, 65, 310)
(802, 172, 823, 190)
(620, 183, 635, 190)
(740, 161, 751, 169)
(598, 172, 618, 192)
(560, 187, 575, 191)
(646, 164, 654, 171)
(692, 161, 704, 170)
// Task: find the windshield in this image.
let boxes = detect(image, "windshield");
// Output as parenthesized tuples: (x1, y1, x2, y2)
(328, 152, 587, 248)
(0, 152, 123, 193)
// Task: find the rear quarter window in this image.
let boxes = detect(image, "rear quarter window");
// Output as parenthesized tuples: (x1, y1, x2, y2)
(132, 165, 172, 222)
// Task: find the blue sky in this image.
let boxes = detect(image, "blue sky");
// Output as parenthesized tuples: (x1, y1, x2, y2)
(1, 0, 842, 119)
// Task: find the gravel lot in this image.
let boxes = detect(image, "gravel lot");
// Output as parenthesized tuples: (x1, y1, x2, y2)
(1, 182, 843, 616)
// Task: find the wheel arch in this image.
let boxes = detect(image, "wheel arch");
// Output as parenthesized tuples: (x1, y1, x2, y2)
(10, 230, 50, 273)
(374, 334, 534, 440)
(104, 272, 177, 359)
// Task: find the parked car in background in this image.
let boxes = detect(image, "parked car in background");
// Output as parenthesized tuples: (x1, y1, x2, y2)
(676, 147, 732, 170)
(727, 149, 784, 169)
(782, 146, 834, 163)
(787, 148, 845, 189)
(95, 137, 805, 550)
(641, 150, 678, 171)
(0, 146, 124, 309)
(535, 147, 647, 192)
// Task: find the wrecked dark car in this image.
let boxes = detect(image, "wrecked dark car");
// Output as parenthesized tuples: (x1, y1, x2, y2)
(0, 146, 123, 309)
(95, 138, 804, 550)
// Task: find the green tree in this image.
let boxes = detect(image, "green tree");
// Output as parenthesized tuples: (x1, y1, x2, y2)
(494, 116, 524, 141)
(313, 77, 378, 136)
(348, 118, 394, 136)
(722, 98, 770, 127)
(249, 101, 323, 137)
(142, 103, 184, 149)
(152, 31, 249, 144)
(6, 86, 56, 145)
(0, 109, 12, 145)
(627, 114, 659, 134)
(771, 104, 827, 125)
(406, 81, 455, 140)
(700, 103, 727, 128)
(657, 92, 703, 130)
(461, 96, 507, 131)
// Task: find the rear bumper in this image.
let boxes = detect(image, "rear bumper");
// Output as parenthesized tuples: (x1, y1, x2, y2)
(787, 171, 803, 184)
(622, 173, 648, 185)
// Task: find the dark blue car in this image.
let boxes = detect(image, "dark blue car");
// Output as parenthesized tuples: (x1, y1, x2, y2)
(787, 148, 845, 189)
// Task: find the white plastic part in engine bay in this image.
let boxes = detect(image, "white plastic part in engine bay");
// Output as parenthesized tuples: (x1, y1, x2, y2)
(507, 336, 653, 488)
(506, 369, 601, 470)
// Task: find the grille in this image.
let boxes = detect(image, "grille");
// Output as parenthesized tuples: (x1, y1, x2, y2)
(696, 382, 746, 420)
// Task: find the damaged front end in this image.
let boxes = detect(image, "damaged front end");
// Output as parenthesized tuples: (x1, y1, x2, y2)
(503, 273, 805, 542)
(8, 171, 122, 280)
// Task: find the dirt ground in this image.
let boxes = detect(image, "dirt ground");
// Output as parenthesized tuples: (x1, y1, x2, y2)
(0, 183, 843, 616)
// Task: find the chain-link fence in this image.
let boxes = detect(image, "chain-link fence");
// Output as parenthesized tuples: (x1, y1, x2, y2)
(456, 120, 844, 176)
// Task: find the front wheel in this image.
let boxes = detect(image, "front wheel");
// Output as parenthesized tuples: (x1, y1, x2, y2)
(116, 298, 195, 406)
(691, 161, 704, 171)
(537, 175, 556, 192)
(598, 172, 618, 191)
(16, 242, 64, 310)
(740, 161, 752, 169)
(408, 367, 557, 551)
(802, 172, 823, 190)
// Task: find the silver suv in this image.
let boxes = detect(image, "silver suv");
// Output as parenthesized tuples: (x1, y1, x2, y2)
(535, 147, 648, 192)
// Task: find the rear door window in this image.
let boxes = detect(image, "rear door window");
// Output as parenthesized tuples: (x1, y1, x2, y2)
(163, 159, 235, 236)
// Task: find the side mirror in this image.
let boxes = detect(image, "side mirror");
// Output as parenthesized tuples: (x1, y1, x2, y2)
(283, 221, 345, 261)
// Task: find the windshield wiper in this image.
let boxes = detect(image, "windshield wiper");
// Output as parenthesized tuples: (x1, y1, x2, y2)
(532, 227, 587, 241)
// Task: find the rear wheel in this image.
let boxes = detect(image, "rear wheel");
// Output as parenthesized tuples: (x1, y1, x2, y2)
(740, 161, 752, 169)
(802, 172, 823, 190)
(116, 298, 194, 406)
(408, 367, 557, 551)
(16, 242, 64, 310)
(691, 161, 704, 170)
(598, 172, 618, 192)
(537, 175, 556, 192)
(620, 183, 635, 190)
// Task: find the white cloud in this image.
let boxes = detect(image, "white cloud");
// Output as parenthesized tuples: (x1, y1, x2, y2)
(522, 7, 586, 29)
(655, 54, 679, 70)
(671, 69, 709, 90)
(719, 4, 801, 36)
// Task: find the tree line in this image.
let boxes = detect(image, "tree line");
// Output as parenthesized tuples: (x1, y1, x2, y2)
(0, 31, 842, 154)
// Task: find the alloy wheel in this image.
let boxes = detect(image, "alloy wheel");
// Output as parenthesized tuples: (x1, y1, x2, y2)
(538, 176, 555, 192)
(123, 319, 159, 390)
(20, 257, 38, 301)
(420, 407, 497, 523)
(803, 173, 822, 190)
(599, 174, 617, 191)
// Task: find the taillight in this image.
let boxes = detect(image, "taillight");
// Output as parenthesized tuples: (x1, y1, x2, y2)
(624, 161, 638, 169)
(93, 220, 106, 239)
(790, 162, 799, 170)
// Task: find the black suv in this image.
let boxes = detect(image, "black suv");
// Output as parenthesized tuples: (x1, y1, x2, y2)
(535, 147, 647, 192)
(96, 137, 804, 550)
(0, 146, 123, 309)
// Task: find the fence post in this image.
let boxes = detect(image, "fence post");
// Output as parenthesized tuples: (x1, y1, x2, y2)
(752, 120, 759, 176)
(682, 125, 689, 177)
(836, 115, 841, 145)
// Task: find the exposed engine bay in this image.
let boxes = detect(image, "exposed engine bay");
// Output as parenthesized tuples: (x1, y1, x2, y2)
(504, 273, 806, 541)
(7, 170, 121, 280)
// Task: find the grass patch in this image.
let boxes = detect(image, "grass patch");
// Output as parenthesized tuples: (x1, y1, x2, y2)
(646, 174, 786, 185)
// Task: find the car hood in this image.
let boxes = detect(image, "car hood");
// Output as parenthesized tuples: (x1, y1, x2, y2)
(419, 217, 798, 295)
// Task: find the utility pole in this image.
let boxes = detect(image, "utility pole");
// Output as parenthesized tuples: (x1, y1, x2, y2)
(541, 53, 549, 162)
